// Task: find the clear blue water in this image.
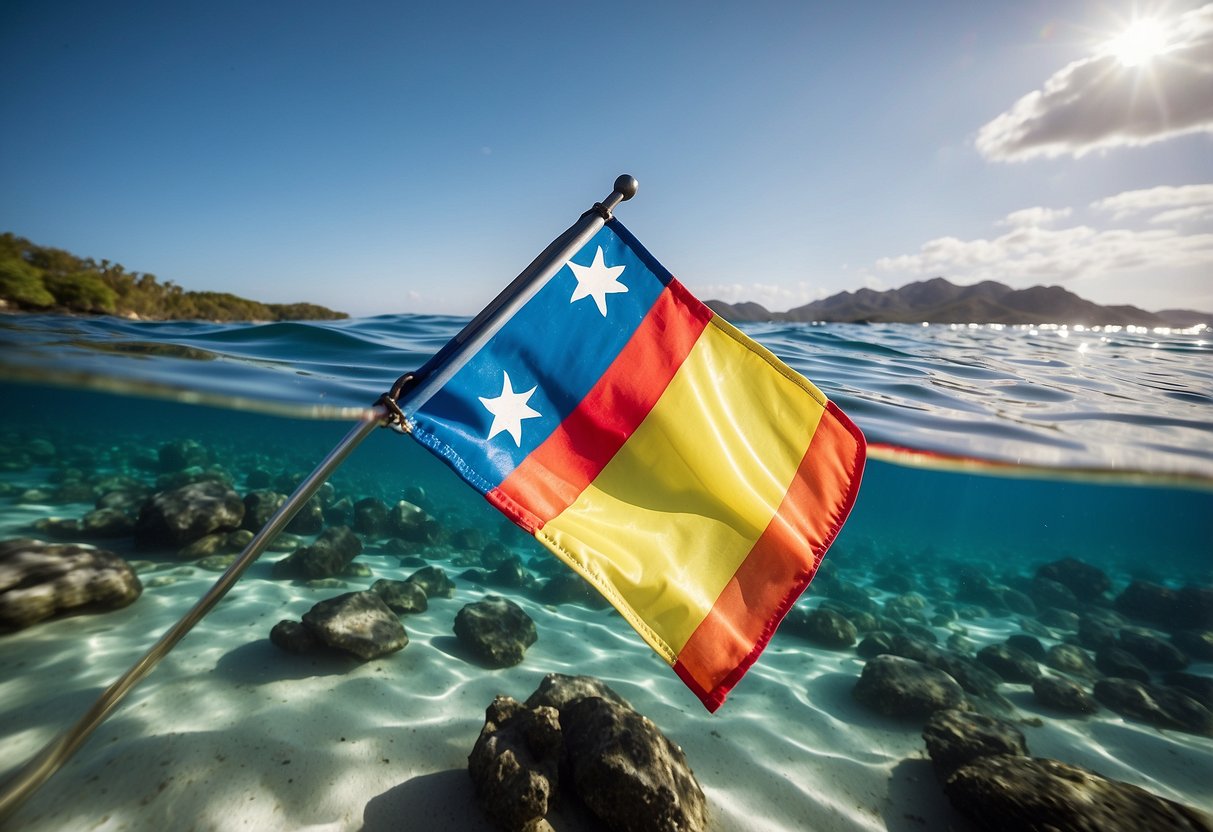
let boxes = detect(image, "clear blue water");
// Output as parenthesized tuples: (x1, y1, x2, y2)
(1, 312, 1211, 829)
(3, 312, 1210, 577)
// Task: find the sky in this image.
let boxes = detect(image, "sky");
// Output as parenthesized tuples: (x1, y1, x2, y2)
(3, 0, 1211, 317)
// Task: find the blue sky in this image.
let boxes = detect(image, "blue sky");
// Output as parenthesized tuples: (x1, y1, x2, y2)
(3, 1, 1211, 317)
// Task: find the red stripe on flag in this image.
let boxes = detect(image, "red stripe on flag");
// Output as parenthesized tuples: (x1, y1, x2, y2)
(673, 400, 866, 711)
(489, 278, 712, 531)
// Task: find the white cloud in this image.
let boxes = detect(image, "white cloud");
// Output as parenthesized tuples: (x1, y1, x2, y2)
(998, 206, 1073, 227)
(1151, 205, 1213, 223)
(1089, 183, 1213, 220)
(976, 4, 1213, 161)
(875, 218, 1213, 286)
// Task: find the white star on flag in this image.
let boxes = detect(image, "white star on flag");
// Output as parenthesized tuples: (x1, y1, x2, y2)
(478, 370, 541, 446)
(567, 246, 627, 316)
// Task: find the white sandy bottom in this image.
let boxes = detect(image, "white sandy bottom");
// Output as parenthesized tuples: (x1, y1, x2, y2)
(2, 547, 1212, 832)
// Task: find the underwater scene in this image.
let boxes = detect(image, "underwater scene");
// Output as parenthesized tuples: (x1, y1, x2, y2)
(1, 313, 1211, 831)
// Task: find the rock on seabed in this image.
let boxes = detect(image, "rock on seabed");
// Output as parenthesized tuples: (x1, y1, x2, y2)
(454, 595, 537, 668)
(943, 755, 1213, 832)
(922, 708, 1028, 780)
(297, 590, 407, 660)
(407, 564, 455, 598)
(1032, 675, 1099, 715)
(852, 654, 967, 716)
(133, 480, 244, 549)
(782, 605, 858, 647)
(272, 525, 362, 579)
(370, 577, 428, 613)
(562, 695, 710, 832)
(1093, 677, 1213, 736)
(467, 696, 563, 832)
(0, 538, 142, 630)
(467, 674, 708, 832)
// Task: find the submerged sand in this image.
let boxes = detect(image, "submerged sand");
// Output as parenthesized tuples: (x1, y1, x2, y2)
(2, 530, 1211, 832)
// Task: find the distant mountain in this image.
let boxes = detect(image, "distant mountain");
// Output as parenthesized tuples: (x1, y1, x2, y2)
(1155, 309, 1213, 328)
(706, 277, 1211, 328)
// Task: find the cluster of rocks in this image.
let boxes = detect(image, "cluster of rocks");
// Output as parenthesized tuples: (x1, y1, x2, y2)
(0, 429, 526, 618)
(923, 708, 1213, 830)
(0, 433, 618, 635)
(786, 555, 1213, 738)
(468, 673, 708, 832)
(777, 552, 1213, 830)
(6, 435, 451, 561)
(270, 562, 541, 671)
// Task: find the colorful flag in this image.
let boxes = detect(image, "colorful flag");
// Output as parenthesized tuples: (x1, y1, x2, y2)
(399, 218, 865, 711)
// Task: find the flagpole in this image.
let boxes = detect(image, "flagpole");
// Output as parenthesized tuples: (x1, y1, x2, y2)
(393, 175, 638, 415)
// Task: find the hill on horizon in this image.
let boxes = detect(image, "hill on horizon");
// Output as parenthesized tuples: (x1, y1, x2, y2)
(0, 232, 347, 322)
(706, 277, 1211, 328)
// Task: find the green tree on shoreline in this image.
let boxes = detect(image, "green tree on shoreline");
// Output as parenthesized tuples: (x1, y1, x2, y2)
(0, 232, 347, 321)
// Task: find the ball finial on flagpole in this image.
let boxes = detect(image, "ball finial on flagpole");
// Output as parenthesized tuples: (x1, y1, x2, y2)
(614, 174, 638, 201)
(597, 175, 639, 218)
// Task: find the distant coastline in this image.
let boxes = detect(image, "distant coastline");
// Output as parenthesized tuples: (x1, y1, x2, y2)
(0, 232, 346, 322)
(707, 277, 1211, 329)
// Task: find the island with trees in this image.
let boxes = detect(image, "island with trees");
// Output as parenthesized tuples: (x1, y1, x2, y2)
(0, 232, 346, 321)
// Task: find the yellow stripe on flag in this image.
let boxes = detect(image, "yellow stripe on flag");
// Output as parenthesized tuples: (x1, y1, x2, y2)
(538, 318, 827, 662)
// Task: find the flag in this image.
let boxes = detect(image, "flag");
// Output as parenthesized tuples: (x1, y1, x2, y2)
(399, 218, 865, 711)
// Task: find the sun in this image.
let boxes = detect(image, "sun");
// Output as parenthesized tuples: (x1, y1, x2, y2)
(1104, 17, 1169, 67)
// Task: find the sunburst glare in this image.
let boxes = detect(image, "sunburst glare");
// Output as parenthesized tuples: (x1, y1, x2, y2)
(1104, 16, 1170, 66)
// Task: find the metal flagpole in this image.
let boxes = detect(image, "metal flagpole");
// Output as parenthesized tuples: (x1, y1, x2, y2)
(0, 174, 639, 822)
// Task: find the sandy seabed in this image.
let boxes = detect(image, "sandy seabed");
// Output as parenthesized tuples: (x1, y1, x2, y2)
(2, 525, 1212, 832)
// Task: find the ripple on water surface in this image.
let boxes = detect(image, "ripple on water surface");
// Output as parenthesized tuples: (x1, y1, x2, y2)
(1, 314, 1210, 477)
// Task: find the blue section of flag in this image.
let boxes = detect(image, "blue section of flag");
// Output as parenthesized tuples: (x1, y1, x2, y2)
(410, 222, 669, 490)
